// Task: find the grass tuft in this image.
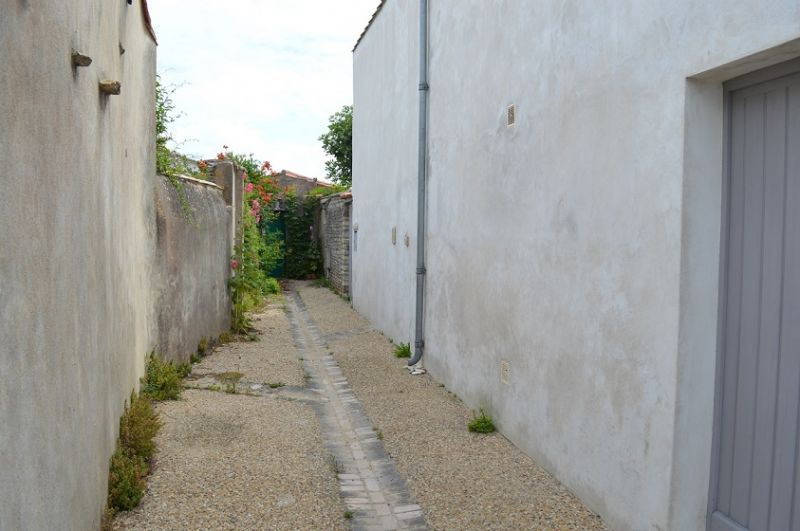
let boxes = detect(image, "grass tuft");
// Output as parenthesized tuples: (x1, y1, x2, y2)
(468, 409, 496, 433)
(140, 353, 183, 401)
(107, 393, 162, 514)
(393, 342, 411, 359)
(118, 393, 161, 464)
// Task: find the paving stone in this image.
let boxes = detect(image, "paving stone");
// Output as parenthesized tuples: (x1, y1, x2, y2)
(286, 288, 429, 530)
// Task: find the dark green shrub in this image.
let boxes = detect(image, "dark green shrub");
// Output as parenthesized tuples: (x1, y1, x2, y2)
(140, 353, 183, 401)
(118, 394, 161, 465)
(107, 448, 147, 511)
(265, 277, 280, 295)
(283, 194, 323, 279)
(468, 409, 496, 433)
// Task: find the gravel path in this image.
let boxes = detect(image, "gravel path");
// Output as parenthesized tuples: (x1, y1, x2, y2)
(113, 299, 347, 531)
(297, 283, 608, 531)
(190, 303, 305, 388)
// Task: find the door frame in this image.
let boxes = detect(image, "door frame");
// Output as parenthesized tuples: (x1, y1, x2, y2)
(706, 55, 800, 530)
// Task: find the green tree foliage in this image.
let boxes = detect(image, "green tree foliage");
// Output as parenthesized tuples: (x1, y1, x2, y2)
(319, 105, 353, 186)
(155, 76, 180, 179)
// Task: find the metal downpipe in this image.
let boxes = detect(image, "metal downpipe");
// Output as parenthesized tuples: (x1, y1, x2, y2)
(409, 0, 428, 367)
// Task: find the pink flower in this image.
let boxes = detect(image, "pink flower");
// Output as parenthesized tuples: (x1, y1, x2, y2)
(252, 199, 260, 208)
(245, 183, 254, 193)
(230, 259, 239, 270)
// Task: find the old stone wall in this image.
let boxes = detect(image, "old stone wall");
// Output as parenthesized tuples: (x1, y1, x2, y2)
(320, 194, 352, 295)
(154, 176, 232, 363)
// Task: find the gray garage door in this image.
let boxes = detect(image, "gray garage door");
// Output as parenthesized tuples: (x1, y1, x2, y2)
(710, 60, 800, 531)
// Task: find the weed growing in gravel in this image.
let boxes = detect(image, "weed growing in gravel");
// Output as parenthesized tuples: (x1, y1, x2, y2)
(313, 276, 335, 290)
(267, 382, 285, 389)
(197, 336, 209, 355)
(219, 371, 243, 394)
(468, 409, 496, 433)
(394, 342, 411, 358)
(344, 510, 354, 520)
(328, 454, 342, 475)
(119, 392, 161, 463)
(374, 428, 384, 440)
(208, 384, 221, 392)
(176, 362, 192, 379)
(190, 353, 201, 364)
(247, 332, 259, 342)
(141, 353, 183, 401)
(218, 332, 233, 344)
(108, 447, 147, 511)
(106, 393, 162, 516)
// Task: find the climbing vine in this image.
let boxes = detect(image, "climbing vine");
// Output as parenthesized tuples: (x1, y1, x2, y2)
(282, 192, 322, 279)
(223, 150, 283, 332)
(155, 76, 194, 216)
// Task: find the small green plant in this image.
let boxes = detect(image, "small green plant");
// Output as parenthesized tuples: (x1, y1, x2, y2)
(265, 277, 280, 295)
(394, 342, 411, 359)
(468, 409, 496, 433)
(107, 393, 162, 514)
(344, 510, 354, 520)
(190, 353, 201, 364)
(267, 382, 285, 389)
(140, 353, 183, 401)
(176, 362, 192, 379)
(219, 372, 243, 394)
(313, 276, 334, 290)
(107, 447, 148, 511)
(118, 393, 161, 464)
(197, 337, 209, 355)
(247, 332, 259, 342)
(208, 384, 221, 392)
(218, 332, 233, 344)
(374, 428, 384, 440)
(328, 454, 341, 475)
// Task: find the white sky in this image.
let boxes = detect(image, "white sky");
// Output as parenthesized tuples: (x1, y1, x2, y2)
(149, 0, 378, 178)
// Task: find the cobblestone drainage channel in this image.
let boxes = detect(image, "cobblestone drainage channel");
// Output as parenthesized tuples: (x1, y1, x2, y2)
(287, 289, 429, 531)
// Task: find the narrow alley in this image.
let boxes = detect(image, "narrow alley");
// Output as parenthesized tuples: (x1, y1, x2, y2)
(112, 283, 606, 531)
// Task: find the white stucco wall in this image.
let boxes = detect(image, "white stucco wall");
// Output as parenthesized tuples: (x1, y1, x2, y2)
(352, 2, 800, 530)
(0, 2, 157, 529)
(352, 0, 420, 344)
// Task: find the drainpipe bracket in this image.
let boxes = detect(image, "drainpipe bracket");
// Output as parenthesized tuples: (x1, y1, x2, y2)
(418, 82, 429, 91)
(416, 267, 427, 275)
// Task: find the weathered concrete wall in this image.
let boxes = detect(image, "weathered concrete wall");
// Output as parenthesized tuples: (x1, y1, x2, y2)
(352, 1, 800, 530)
(209, 161, 245, 254)
(0, 1, 157, 529)
(320, 194, 352, 295)
(155, 176, 231, 363)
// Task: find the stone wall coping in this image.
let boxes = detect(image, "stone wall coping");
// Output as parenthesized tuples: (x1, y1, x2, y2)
(176, 174, 224, 191)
